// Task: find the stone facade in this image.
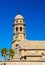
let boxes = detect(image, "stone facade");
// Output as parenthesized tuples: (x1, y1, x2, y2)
(0, 61, 45, 65)
(12, 14, 45, 61)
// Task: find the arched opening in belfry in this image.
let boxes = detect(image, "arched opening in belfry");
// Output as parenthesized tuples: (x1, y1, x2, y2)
(20, 27, 22, 31)
(16, 27, 18, 31)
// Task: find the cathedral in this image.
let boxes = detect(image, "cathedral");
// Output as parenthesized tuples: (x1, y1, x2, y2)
(12, 13, 45, 61)
(0, 13, 45, 65)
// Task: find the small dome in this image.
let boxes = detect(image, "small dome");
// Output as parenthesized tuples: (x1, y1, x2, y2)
(14, 14, 24, 19)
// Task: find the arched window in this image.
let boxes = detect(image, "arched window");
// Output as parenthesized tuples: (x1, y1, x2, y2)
(16, 27, 18, 31)
(16, 44, 19, 46)
(16, 21, 18, 22)
(24, 56, 26, 60)
(20, 27, 22, 31)
(20, 21, 22, 22)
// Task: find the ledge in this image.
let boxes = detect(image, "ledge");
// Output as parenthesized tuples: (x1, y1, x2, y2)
(13, 23, 26, 27)
(0, 60, 45, 62)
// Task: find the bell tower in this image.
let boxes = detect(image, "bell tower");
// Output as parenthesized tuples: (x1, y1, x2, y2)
(12, 14, 26, 44)
(12, 14, 26, 59)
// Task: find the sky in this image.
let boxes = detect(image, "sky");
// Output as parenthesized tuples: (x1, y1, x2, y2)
(0, 0, 45, 50)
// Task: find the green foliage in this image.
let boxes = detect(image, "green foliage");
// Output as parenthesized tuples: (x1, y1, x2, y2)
(9, 49, 15, 58)
(1, 48, 8, 56)
(1, 48, 15, 60)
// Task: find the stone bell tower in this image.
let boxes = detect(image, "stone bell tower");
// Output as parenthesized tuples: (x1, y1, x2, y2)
(12, 14, 26, 43)
(12, 13, 26, 60)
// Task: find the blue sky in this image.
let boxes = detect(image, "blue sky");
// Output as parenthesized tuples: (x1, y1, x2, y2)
(0, 0, 45, 50)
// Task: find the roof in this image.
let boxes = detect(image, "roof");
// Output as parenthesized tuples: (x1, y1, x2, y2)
(17, 39, 45, 49)
(14, 14, 24, 19)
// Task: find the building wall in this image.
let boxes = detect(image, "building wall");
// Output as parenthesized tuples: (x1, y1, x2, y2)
(0, 61, 45, 65)
(19, 49, 45, 60)
(20, 50, 45, 56)
(12, 14, 45, 61)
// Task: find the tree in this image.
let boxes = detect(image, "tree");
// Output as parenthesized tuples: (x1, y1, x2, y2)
(1, 48, 8, 60)
(9, 49, 15, 60)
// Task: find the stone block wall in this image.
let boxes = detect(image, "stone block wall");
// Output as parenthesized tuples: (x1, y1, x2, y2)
(0, 61, 45, 65)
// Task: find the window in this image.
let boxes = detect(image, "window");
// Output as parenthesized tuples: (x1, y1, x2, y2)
(16, 21, 18, 22)
(16, 27, 18, 31)
(16, 44, 19, 46)
(24, 56, 26, 60)
(20, 27, 22, 31)
(20, 21, 22, 22)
